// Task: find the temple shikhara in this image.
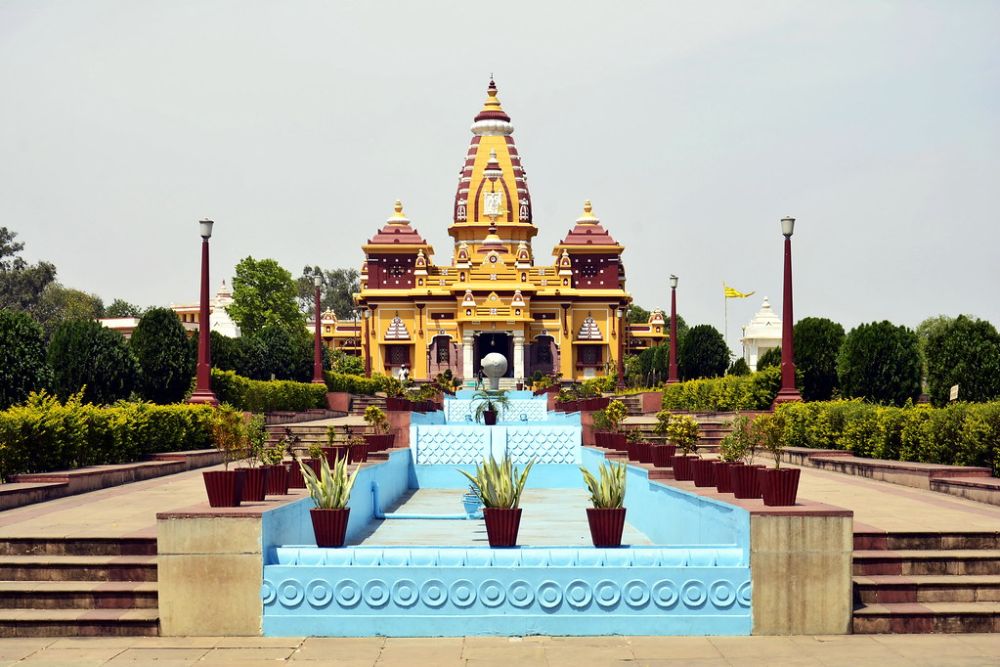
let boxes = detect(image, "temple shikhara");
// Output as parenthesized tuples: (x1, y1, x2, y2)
(353, 80, 665, 383)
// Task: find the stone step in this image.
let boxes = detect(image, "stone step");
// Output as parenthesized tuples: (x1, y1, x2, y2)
(853, 550, 1000, 576)
(0, 555, 158, 582)
(854, 531, 1000, 551)
(0, 537, 156, 557)
(852, 601, 1000, 633)
(853, 575, 1000, 604)
(0, 608, 159, 637)
(0, 581, 158, 609)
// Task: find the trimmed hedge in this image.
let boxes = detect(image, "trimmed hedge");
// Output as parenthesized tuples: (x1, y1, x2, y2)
(210, 369, 327, 413)
(776, 400, 1000, 475)
(661, 367, 782, 412)
(0, 392, 214, 480)
(324, 370, 390, 396)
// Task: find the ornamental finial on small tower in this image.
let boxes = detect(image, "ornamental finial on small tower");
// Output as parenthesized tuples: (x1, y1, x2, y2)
(387, 199, 410, 225)
(475, 77, 510, 123)
(576, 199, 600, 225)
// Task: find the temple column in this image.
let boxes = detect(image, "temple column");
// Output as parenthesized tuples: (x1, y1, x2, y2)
(462, 332, 475, 382)
(513, 334, 525, 382)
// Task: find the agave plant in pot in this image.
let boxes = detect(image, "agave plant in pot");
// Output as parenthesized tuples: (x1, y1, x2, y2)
(580, 460, 627, 547)
(458, 455, 535, 547)
(472, 389, 510, 426)
(203, 406, 246, 507)
(603, 399, 629, 452)
(300, 455, 359, 547)
(650, 410, 677, 468)
(667, 415, 700, 482)
(363, 405, 393, 452)
(241, 415, 270, 501)
(755, 411, 800, 506)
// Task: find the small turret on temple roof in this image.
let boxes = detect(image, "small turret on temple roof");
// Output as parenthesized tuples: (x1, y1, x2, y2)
(363, 200, 433, 253)
(555, 200, 621, 249)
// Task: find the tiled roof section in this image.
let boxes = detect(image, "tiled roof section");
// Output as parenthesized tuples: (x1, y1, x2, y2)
(368, 200, 429, 246)
(578, 316, 603, 341)
(560, 200, 619, 246)
(385, 316, 410, 340)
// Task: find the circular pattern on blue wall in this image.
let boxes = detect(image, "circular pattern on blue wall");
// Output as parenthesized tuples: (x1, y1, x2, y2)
(391, 579, 418, 608)
(479, 579, 506, 608)
(682, 581, 707, 608)
(594, 580, 621, 608)
(260, 580, 276, 605)
(537, 581, 563, 610)
(710, 581, 736, 608)
(623, 579, 650, 608)
(306, 579, 332, 608)
(737, 581, 752, 608)
(652, 580, 679, 608)
(450, 579, 477, 608)
(335, 580, 361, 608)
(277, 579, 303, 607)
(508, 580, 534, 608)
(564, 580, 591, 609)
(363, 580, 390, 608)
(420, 579, 447, 608)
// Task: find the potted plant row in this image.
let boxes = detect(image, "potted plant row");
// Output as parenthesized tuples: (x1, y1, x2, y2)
(459, 455, 534, 547)
(363, 406, 395, 452)
(593, 399, 628, 451)
(203, 409, 293, 507)
(299, 454, 359, 547)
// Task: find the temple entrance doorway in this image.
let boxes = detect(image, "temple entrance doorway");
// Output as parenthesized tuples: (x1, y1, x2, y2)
(474, 332, 512, 378)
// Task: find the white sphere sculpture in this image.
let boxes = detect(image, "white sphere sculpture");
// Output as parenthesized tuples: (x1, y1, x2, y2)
(481, 353, 508, 391)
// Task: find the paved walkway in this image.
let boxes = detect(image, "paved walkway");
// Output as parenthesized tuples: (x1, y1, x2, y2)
(0, 634, 997, 666)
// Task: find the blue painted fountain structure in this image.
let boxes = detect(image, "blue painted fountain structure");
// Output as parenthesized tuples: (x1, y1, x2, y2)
(261, 392, 752, 636)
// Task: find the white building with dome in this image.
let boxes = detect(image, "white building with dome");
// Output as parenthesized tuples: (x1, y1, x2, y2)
(740, 297, 782, 371)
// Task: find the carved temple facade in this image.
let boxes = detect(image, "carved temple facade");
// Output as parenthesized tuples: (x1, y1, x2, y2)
(354, 80, 665, 383)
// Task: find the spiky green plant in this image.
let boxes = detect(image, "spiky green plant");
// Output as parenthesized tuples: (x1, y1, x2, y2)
(299, 454, 358, 510)
(471, 390, 510, 424)
(580, 461, 627, 509)
(457, 455, 534, 509)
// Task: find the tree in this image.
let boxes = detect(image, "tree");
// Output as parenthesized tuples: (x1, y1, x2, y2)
(916, 315, 954, 385)
(33, 284, 105, 337)
(105, 299, 143, 318)
(837, 321, 922, 406)
(793, 317, 845, 401)
(229, 257, 302, 335)
(924, 315, 1000, 406)
(757, 346, 782, 370)
(238, 321, 315, 382)
(209, 330, 245, 373)
(627, 305, 652, 324)
(130, 308, 195, 403)
(0, 227, 57, 312)
(47, 320, 138, 404)
(678, 324, 729, 380)
(296, 266, 360, 320)
(728, 358, 751, 376)
(0, 309, 50, 409)
(331, 349, 363, 375)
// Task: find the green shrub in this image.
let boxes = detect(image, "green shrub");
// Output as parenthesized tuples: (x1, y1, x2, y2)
(838, 321, 921, 406)
(678, 324, 729, 380)
(323, 370, 389, 395)
(794, 317, 845, 401)
(0, 392, 214, 480)
(130, 308, 195, 404)
(924, 315, 1000, 406)
(210, 369, 326, 413)
(48, 319, 138, 405)
(661, 366, 782, 412)
(0, 309, 50, 409)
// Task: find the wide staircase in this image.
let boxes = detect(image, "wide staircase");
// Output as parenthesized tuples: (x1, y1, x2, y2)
(852, 531, 1000, 633)
(627, 414, 734, 455)
(349, 395, 386, 416)
(0, 537, 159, 637)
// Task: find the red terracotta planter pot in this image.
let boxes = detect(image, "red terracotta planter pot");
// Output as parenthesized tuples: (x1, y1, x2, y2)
(714, 461, 736, 493)
(691, 459, 716, 487)
(203, 470, 244, 507)
(635, 442, 653, 464)
(287, 462, 306, 489)
(625, 441, 638, 461)
(322, 446, 350, 466)
(265, 464, 289, 496)
(349, 443, 368, 464)
(242, 467, 270, 502)
(606, 433, 627, 452)
(483, 410, 498, 426)
(594, 431, 609, 448)
(586, 507, 627, 547)
(672, 455, 696, 481)
(731, 464, 765, 499)
(760, 467, 802, 506)
(651, 444, 677, 468)
(310, 507, 350, 547)
(483, 507, 522, 547)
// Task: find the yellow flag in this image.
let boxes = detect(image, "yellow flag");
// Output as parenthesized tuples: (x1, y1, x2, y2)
(723, 282, 755, 299)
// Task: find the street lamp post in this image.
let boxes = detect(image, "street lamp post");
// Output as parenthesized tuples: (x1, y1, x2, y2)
(773, 216, 803, 406)
(616, 306, 626, 390)
(362, 308, 372, 377)
(312, 274, 324, 384)
(189, 219, 218, 406)
(667, 274, 679, 384)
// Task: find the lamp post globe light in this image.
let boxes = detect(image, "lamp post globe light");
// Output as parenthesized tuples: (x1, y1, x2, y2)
(773, 216, 803, 406)
(189, 219, 218, 406)
(667, 274, 679, 385)
(312, 273, 325, 384)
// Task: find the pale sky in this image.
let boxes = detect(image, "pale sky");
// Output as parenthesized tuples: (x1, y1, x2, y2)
(1, 1, 997, 352)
